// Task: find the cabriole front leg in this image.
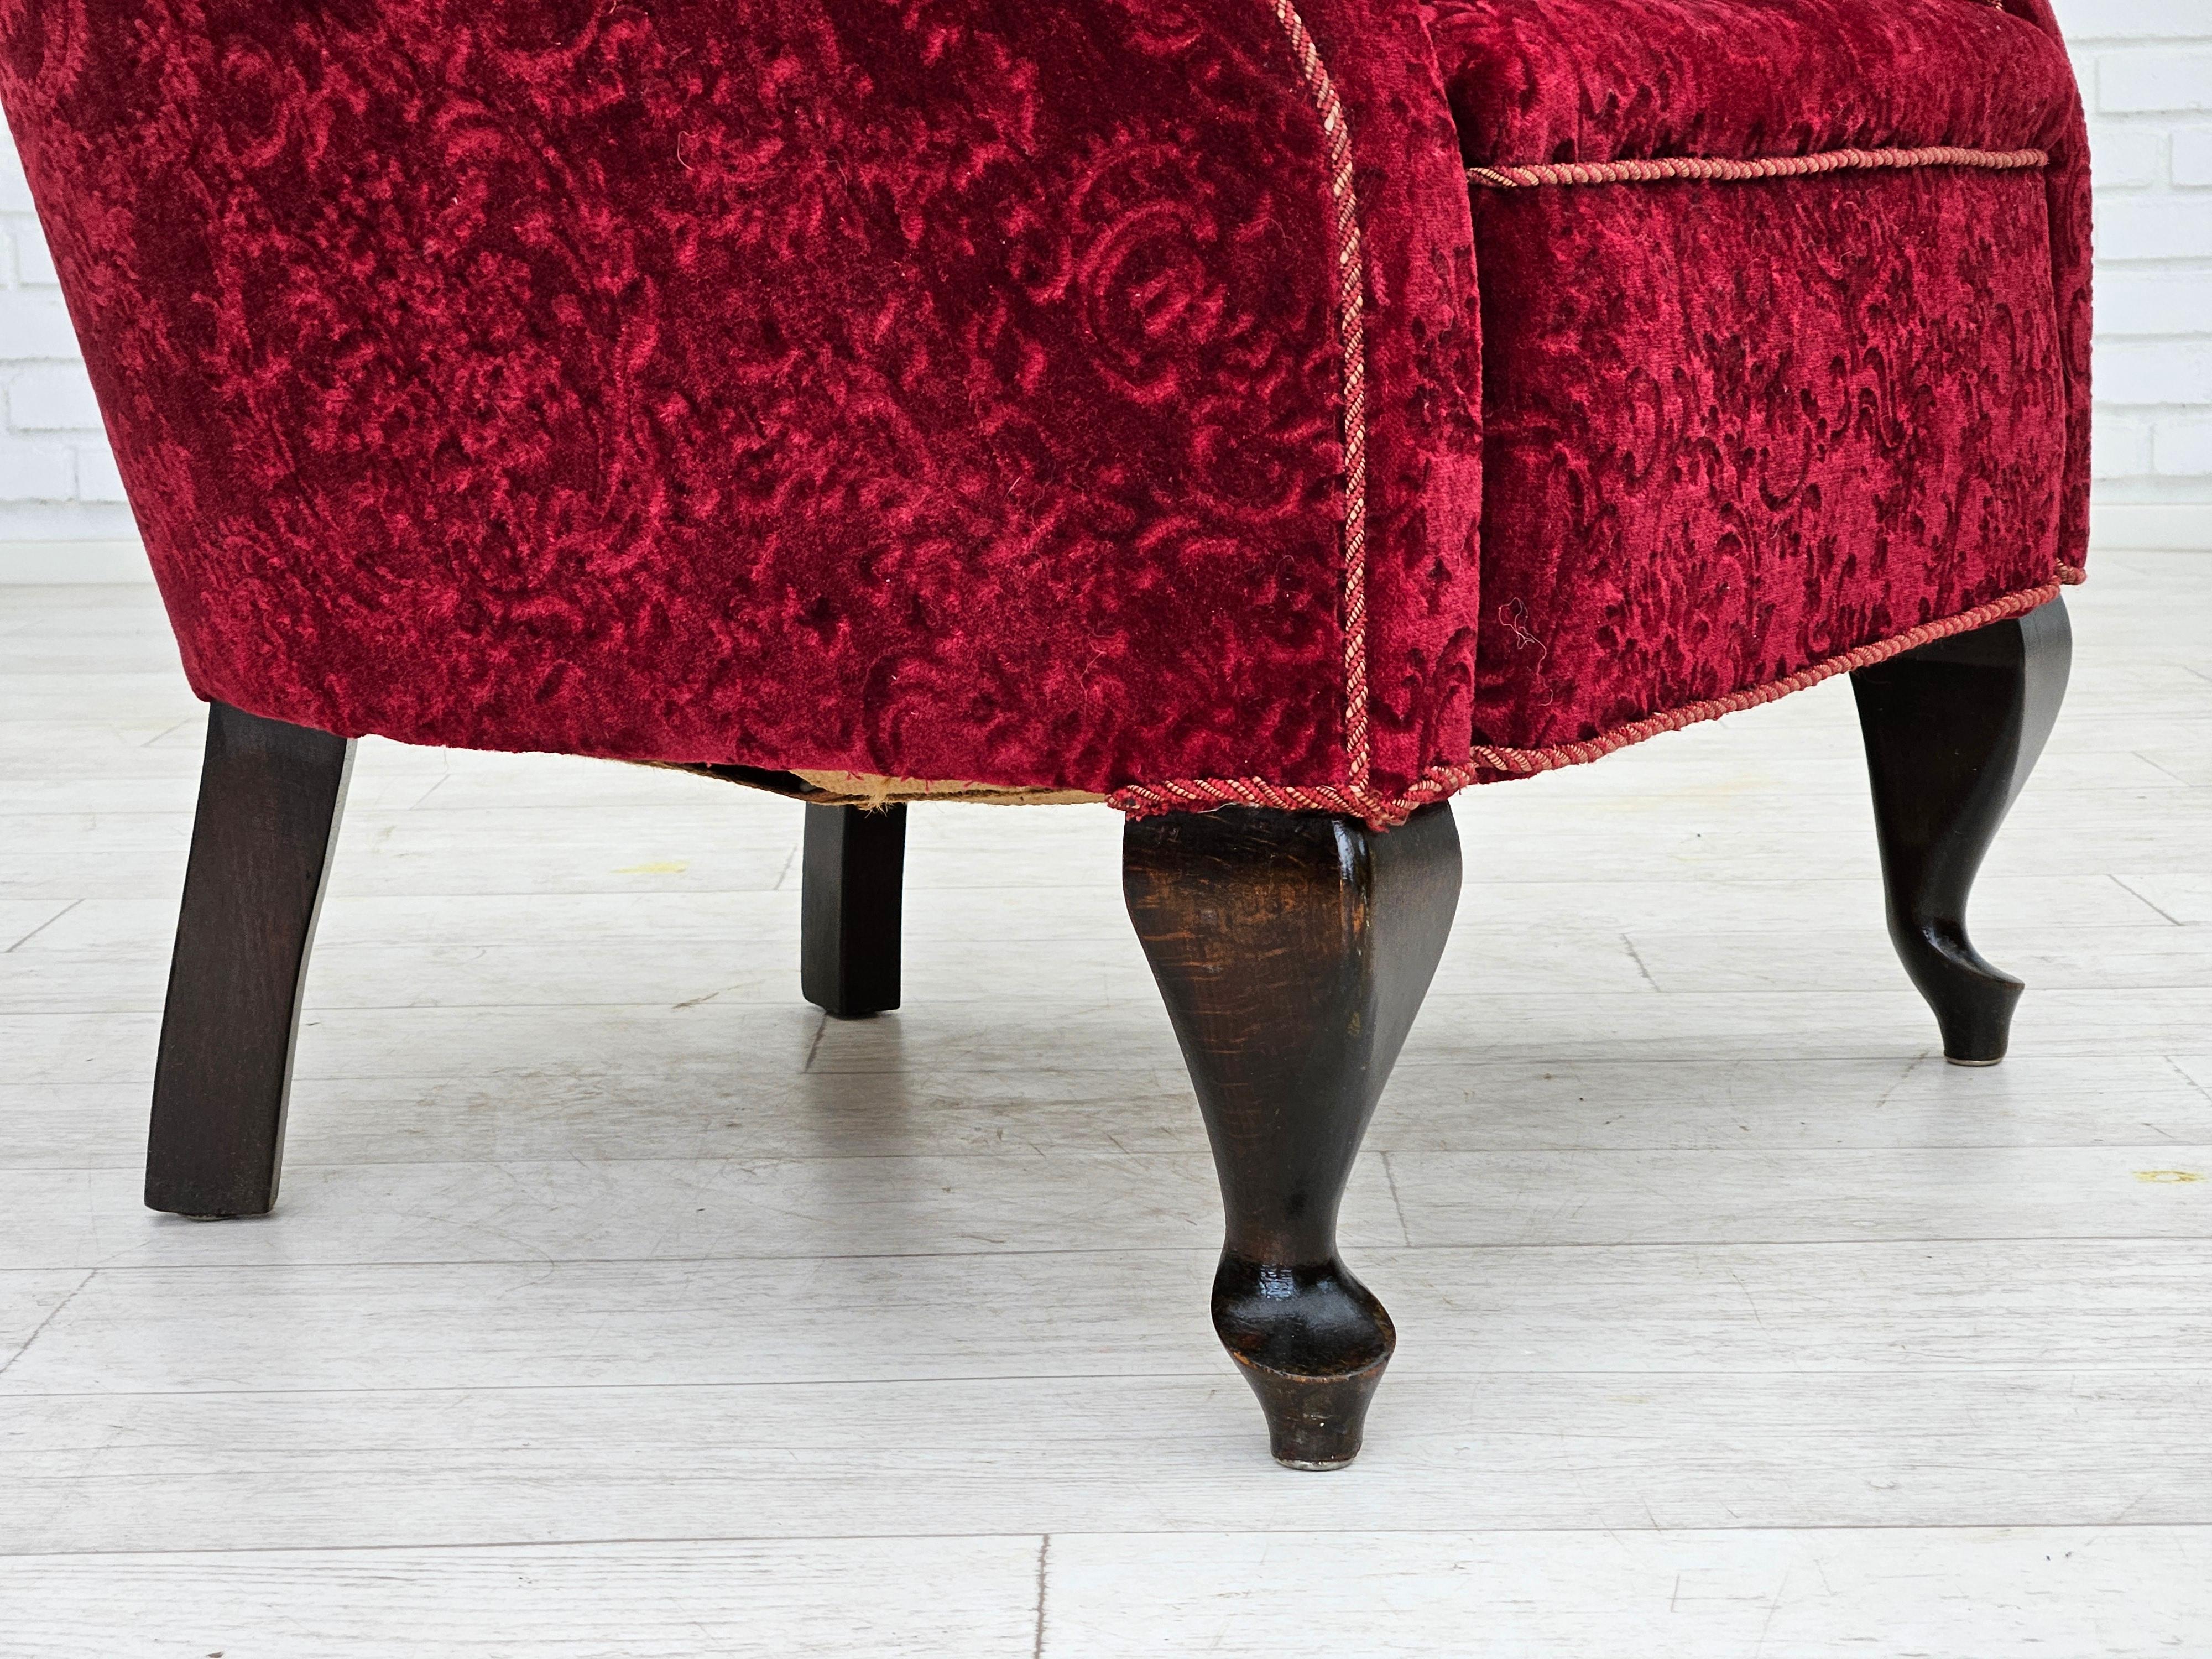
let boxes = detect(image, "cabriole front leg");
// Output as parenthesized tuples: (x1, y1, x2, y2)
(146, 701, 353, 1219)
(1124, 804, 1460, 1469)
(1851, 596, 2071, 1065)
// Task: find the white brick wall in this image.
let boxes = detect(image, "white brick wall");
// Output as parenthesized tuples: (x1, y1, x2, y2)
(1, 4, 2208, 566)
(0, 137, 129, 547)
(2062, 0, 2212, 538)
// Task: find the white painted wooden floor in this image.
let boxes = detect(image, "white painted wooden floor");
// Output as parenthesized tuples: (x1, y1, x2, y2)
(2, 555, 2210, 1656)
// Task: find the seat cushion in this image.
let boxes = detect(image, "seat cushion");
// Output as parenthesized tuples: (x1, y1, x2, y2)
(1425, 0, 2079, 168)
(1416, 0, 2084, 769)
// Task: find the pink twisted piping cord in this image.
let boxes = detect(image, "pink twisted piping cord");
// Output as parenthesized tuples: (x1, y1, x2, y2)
(1105, 0, 1373, 820)
(1108, 39, 2075, 827)
(1114, 577, 2077, 828)
(1453, 582, 2067, 780)
(1264, 0, 1373, 791)
(1468, 145, 2048, 189)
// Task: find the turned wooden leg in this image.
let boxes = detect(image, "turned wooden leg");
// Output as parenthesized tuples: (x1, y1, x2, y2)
(801, 802, 906, 1018)
(1125, 803, 1460, 1468)
(147, 701, 353, 1218)
(1851, 596, 2071, 1065)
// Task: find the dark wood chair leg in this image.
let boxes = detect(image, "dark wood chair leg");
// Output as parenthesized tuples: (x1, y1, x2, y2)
(800, 802, 906, 1019)
(1124, 802, 1460, 1469)
(1851, 596, 2071, 1065)
(147, 701, 353, 1218)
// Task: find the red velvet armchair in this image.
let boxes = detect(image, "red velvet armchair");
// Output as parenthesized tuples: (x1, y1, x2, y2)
(2, 0, 2089, 1467)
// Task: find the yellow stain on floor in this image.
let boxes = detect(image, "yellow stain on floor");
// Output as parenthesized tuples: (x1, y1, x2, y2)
(614, 859, 690, 875)
(2133, 1170, 2205, 1183)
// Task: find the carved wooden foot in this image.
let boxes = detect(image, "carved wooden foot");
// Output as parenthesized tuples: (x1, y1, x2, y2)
(1852, 597, 2070, 1064)
(1124, 803, 1460, 1468)
(800, 802, 906, 1018)
(147, 701, 354, 1218)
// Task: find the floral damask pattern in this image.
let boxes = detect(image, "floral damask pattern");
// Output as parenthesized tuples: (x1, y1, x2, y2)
(0, 0, 1481, 793)
(1424, 0, 2079, 167)
(2, 0, 2087, 811)
(1468, 165, 2066, 754)
(1427, 0, 2093, 586)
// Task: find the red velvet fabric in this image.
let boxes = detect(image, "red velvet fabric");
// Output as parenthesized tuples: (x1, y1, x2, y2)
(0, 0, 1479, 795)
(1298, 0, 1486, 791)
(1469, 166, 2065, 755)
(1427, 0, 2093, 585)
(2000, 0, 2096, 566)
(1427, 0, 2078, 165)
(0, 0, 2088, 810)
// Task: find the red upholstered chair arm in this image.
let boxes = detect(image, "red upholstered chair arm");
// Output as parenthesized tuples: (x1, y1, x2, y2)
(1998, 0, 2095, 571)
(1252, 0, 1488, 806)
(0, 0, 1482, 810)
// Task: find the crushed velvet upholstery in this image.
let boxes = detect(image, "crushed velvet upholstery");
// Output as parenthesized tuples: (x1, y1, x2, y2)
(1468, 165, 2065, 758)
(1428, 0, 2080, 164)
(0, 0, 2088, 821)
(1427, 0, 2091, 769)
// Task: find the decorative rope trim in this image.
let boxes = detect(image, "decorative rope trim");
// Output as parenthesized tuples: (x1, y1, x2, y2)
(1110, 579, 2067, 829)
(1455, 582, 2063, 777)
(1109, 774, 1397, 821)
(1265, 0, 1373, 790)
(1109, 43, 2076, 828)
(1468, 146, 2048, 190)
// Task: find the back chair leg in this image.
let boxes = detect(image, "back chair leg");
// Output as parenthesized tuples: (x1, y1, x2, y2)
(800, 802, 906, 1018)
(1851, 596, 2072, 1065)
(147, 701, 353, 1218)
(1124, 803, 1460, 1469)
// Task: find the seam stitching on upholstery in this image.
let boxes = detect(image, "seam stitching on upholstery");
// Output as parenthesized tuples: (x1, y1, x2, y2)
(1467, 146, 2048, 189)
(1110, 579, 2069, 828)
(1264, 0, 1372, 790)
(1089, 0, 1373, 814)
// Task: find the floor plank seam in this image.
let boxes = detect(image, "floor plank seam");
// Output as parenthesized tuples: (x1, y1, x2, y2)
(12, 1231, 2212, 1277)
(7, 1363, 2210, 1405)
(1030, 1535, 1050, 1659)
(9, 1520, 2212, 1564)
